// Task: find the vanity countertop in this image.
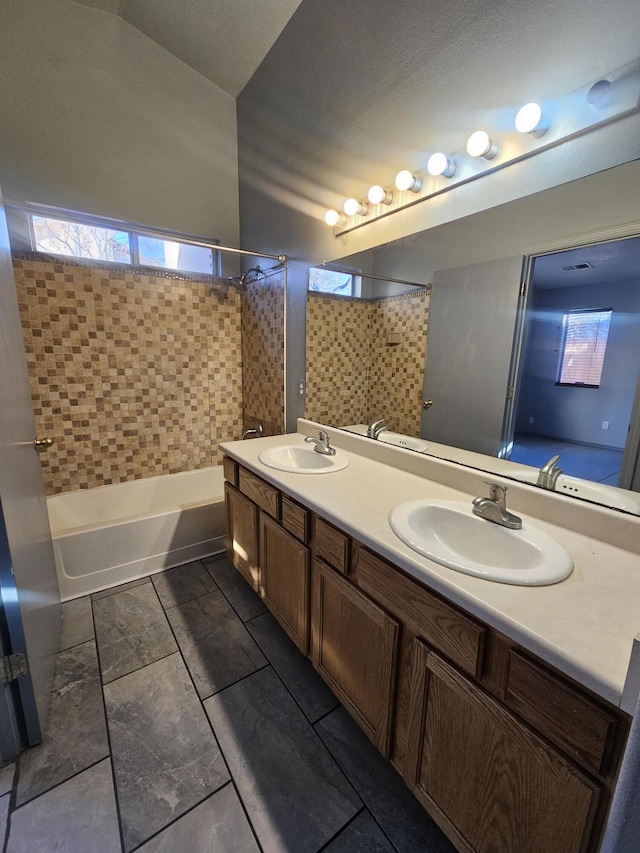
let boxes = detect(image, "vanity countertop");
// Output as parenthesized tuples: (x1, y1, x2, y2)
(221, 426, 640, 712)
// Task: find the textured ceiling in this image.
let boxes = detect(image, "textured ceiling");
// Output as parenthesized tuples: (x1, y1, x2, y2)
(533, 237, 640, 289)
(71, 0, 304, 96)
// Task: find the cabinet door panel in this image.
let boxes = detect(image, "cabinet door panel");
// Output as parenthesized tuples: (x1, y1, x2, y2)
(260, 513, 310, 654)
(225, 483, 259, 590)
(408, 644, 600, 853)
(312, 558, 399, 756)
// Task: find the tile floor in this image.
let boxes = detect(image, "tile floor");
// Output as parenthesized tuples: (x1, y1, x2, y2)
(0, 556, 455, 853)
(510, 432, 623, 485)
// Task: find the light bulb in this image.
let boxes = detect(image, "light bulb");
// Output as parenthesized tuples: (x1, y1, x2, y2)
(394, 170, 422, 193)
(466, 130, 497, 159)
(343, 198, 367, 216)
(324, 209, 343, 227)
(515, 102, 547, 137)
(427, 153, 456, 178)
(367, 185, 392, 205)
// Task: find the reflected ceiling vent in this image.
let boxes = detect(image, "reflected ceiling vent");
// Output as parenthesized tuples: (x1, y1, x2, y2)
(561, 262, 593, 271)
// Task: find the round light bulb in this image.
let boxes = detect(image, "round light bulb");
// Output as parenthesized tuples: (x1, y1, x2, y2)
(466, 130, 497, 159)
(515, 102, 547, 136)
(324, 209, 341, 227)
(343, 198, 367, 216)
(394, 170, 422, 193)
(367, 185, 392, 205)
(427, 152, 456, 178)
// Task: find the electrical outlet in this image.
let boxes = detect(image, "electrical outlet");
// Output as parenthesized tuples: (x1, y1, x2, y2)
(602, 421, 609, 430)
(528, 416, 535, 424)
(298, 379, 305, 397)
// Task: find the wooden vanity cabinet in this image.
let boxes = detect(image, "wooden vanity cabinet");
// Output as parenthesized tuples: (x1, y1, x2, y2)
(311, 557, 399, 755)
(224, 482, 259, 590)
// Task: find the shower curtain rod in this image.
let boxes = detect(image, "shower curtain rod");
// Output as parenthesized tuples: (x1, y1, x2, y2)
(321, 263, 429, 289)
(7, 203, 287, 264)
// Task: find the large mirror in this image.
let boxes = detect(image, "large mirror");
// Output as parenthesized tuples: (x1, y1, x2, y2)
(305, 159, 640, 515)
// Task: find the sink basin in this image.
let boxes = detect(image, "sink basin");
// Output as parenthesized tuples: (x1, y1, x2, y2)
(258, 445, 349, 474)
(500, 468, 640, 514)
(389, 500, 573, 586)
(378, 432, 429, 452)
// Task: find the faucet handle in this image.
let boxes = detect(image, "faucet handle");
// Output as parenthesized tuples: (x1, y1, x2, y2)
(482, 480, 508, 506)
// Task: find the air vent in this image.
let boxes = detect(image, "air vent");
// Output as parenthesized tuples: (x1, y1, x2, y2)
(561, 262, 593, 271)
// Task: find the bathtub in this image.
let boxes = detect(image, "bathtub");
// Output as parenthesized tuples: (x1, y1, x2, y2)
(47, 467, 227, 600)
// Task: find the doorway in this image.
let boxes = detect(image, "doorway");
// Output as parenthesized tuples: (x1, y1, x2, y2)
(510, 236, 640, 486)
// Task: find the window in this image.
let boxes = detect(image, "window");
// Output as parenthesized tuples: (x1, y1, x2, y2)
(29, 210, 215, 275)
(556, 309, 612, 387)
(308, 266, 361, 297)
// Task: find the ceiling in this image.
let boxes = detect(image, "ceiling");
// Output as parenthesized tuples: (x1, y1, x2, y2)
(532, 237, 640, 289)
(71, 0, 304, 97)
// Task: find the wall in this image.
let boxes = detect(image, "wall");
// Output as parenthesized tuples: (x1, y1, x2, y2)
(306, 290, 429, 436)
(241, 269, 286, 436)
(237, 0, 640, 429)
(516, 280, 640, 448)
(14, 255, 243, 494)
(0, 0, 239, 248)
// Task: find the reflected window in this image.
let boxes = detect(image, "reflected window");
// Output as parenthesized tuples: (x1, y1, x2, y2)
(556, 309, 612, 387)
(308, 266, 361, 297)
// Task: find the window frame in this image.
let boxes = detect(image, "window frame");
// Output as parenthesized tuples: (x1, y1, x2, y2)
(308, 265, 362, 298)
(555, 307, 613, 389)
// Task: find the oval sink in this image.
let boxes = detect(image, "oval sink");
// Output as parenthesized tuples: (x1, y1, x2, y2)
(259, 445, 349, 474)
(389, 500, 573, 586)
(500, 468, 640, 514)
(378, 432, 429, 453)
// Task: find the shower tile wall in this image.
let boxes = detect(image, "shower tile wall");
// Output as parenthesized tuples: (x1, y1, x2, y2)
(306, 290, 429, 436)
(13, 255, 243, 495)
(241, 269, 285, 436)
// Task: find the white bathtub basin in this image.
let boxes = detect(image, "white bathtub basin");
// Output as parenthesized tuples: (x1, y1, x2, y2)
(389, 499, 573, 586)
(259, 445, 349, 474)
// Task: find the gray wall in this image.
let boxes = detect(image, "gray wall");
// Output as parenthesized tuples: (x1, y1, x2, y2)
(516, 280, 640, 448)
(0, 0, 239, 245)
(237, 0, 640, 428)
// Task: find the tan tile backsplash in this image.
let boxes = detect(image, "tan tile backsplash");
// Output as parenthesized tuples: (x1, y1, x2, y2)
(306, 290, 429, 436)
(14, 256, 244, 494)
(241, 268, 285, 437)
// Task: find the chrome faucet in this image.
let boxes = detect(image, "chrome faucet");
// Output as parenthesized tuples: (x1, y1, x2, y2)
(305, 429, 336, 456)
(241, 423, 264, 440)
(537, 454, 562, 490)
(472, 482, 522, 530)
(367, 418, 387, 439)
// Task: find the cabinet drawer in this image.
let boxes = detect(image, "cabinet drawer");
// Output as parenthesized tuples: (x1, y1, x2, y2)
(505, 651, 619, 775)
(239, 467, 280, 519)
(356, 547, 486, 678)
(223, 456, 238, 486)
(315, 516, 350, 573)
(282, 496, 310, 544)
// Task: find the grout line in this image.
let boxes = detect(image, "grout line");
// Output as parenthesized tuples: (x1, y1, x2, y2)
(314, 805, 366, 852)
(9, 755, 110, 814)
(99, 648, 180, 688)
(57, 634, 96, 654)
(310, 702, 341, 728)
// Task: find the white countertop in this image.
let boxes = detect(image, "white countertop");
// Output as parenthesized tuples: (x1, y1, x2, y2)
(221, 425, 640, 712)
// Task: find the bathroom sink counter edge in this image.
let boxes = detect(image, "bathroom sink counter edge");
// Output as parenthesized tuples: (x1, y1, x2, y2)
(221, 421, 640, 712)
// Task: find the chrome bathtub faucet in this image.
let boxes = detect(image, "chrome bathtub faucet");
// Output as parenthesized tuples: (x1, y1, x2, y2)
(472, 482, 522, 529)
(304, 430, 336, 456)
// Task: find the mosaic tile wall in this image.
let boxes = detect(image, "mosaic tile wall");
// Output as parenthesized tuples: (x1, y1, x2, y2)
(241, 268, 285, 437)
(306, 290, 429, 436)
(13, 255, 243, 494)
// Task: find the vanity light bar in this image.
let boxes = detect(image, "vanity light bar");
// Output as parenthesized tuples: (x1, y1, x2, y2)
(324, 58, 640, 234)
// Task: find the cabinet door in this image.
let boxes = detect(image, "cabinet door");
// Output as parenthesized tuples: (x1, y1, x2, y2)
(225, 483, 259, 591)
(312, 558, 399, 756)
(406, 643, 601, 853)
(259, 512, 310, 654)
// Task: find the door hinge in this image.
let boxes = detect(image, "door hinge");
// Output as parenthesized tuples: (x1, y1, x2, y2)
(507, 386, 514, 400)
(520, 281, 526, 297)
(0, 653, 28, 684)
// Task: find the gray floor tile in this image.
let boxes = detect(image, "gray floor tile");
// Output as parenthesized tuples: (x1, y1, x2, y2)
(324, 811, 395, 853)
(92, 576, 151, 601)
(247, 611, 339, 722)
(59, 596, 94, 651)
(0, 762, 15, 796)
(105, 652, 228, 852)
(93, 582, 177, 683)
(316, 707, 455, 853)
(137, 784, 259, 853)
(7, 759, 120, 853)
(152, 560, 218, 609)
(205, 667, 360, 853)
(0, 793, 9, 850)
(205, 557, 267, 621)
(16, 641, 109, 806)
(166, 591, 266, 699)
